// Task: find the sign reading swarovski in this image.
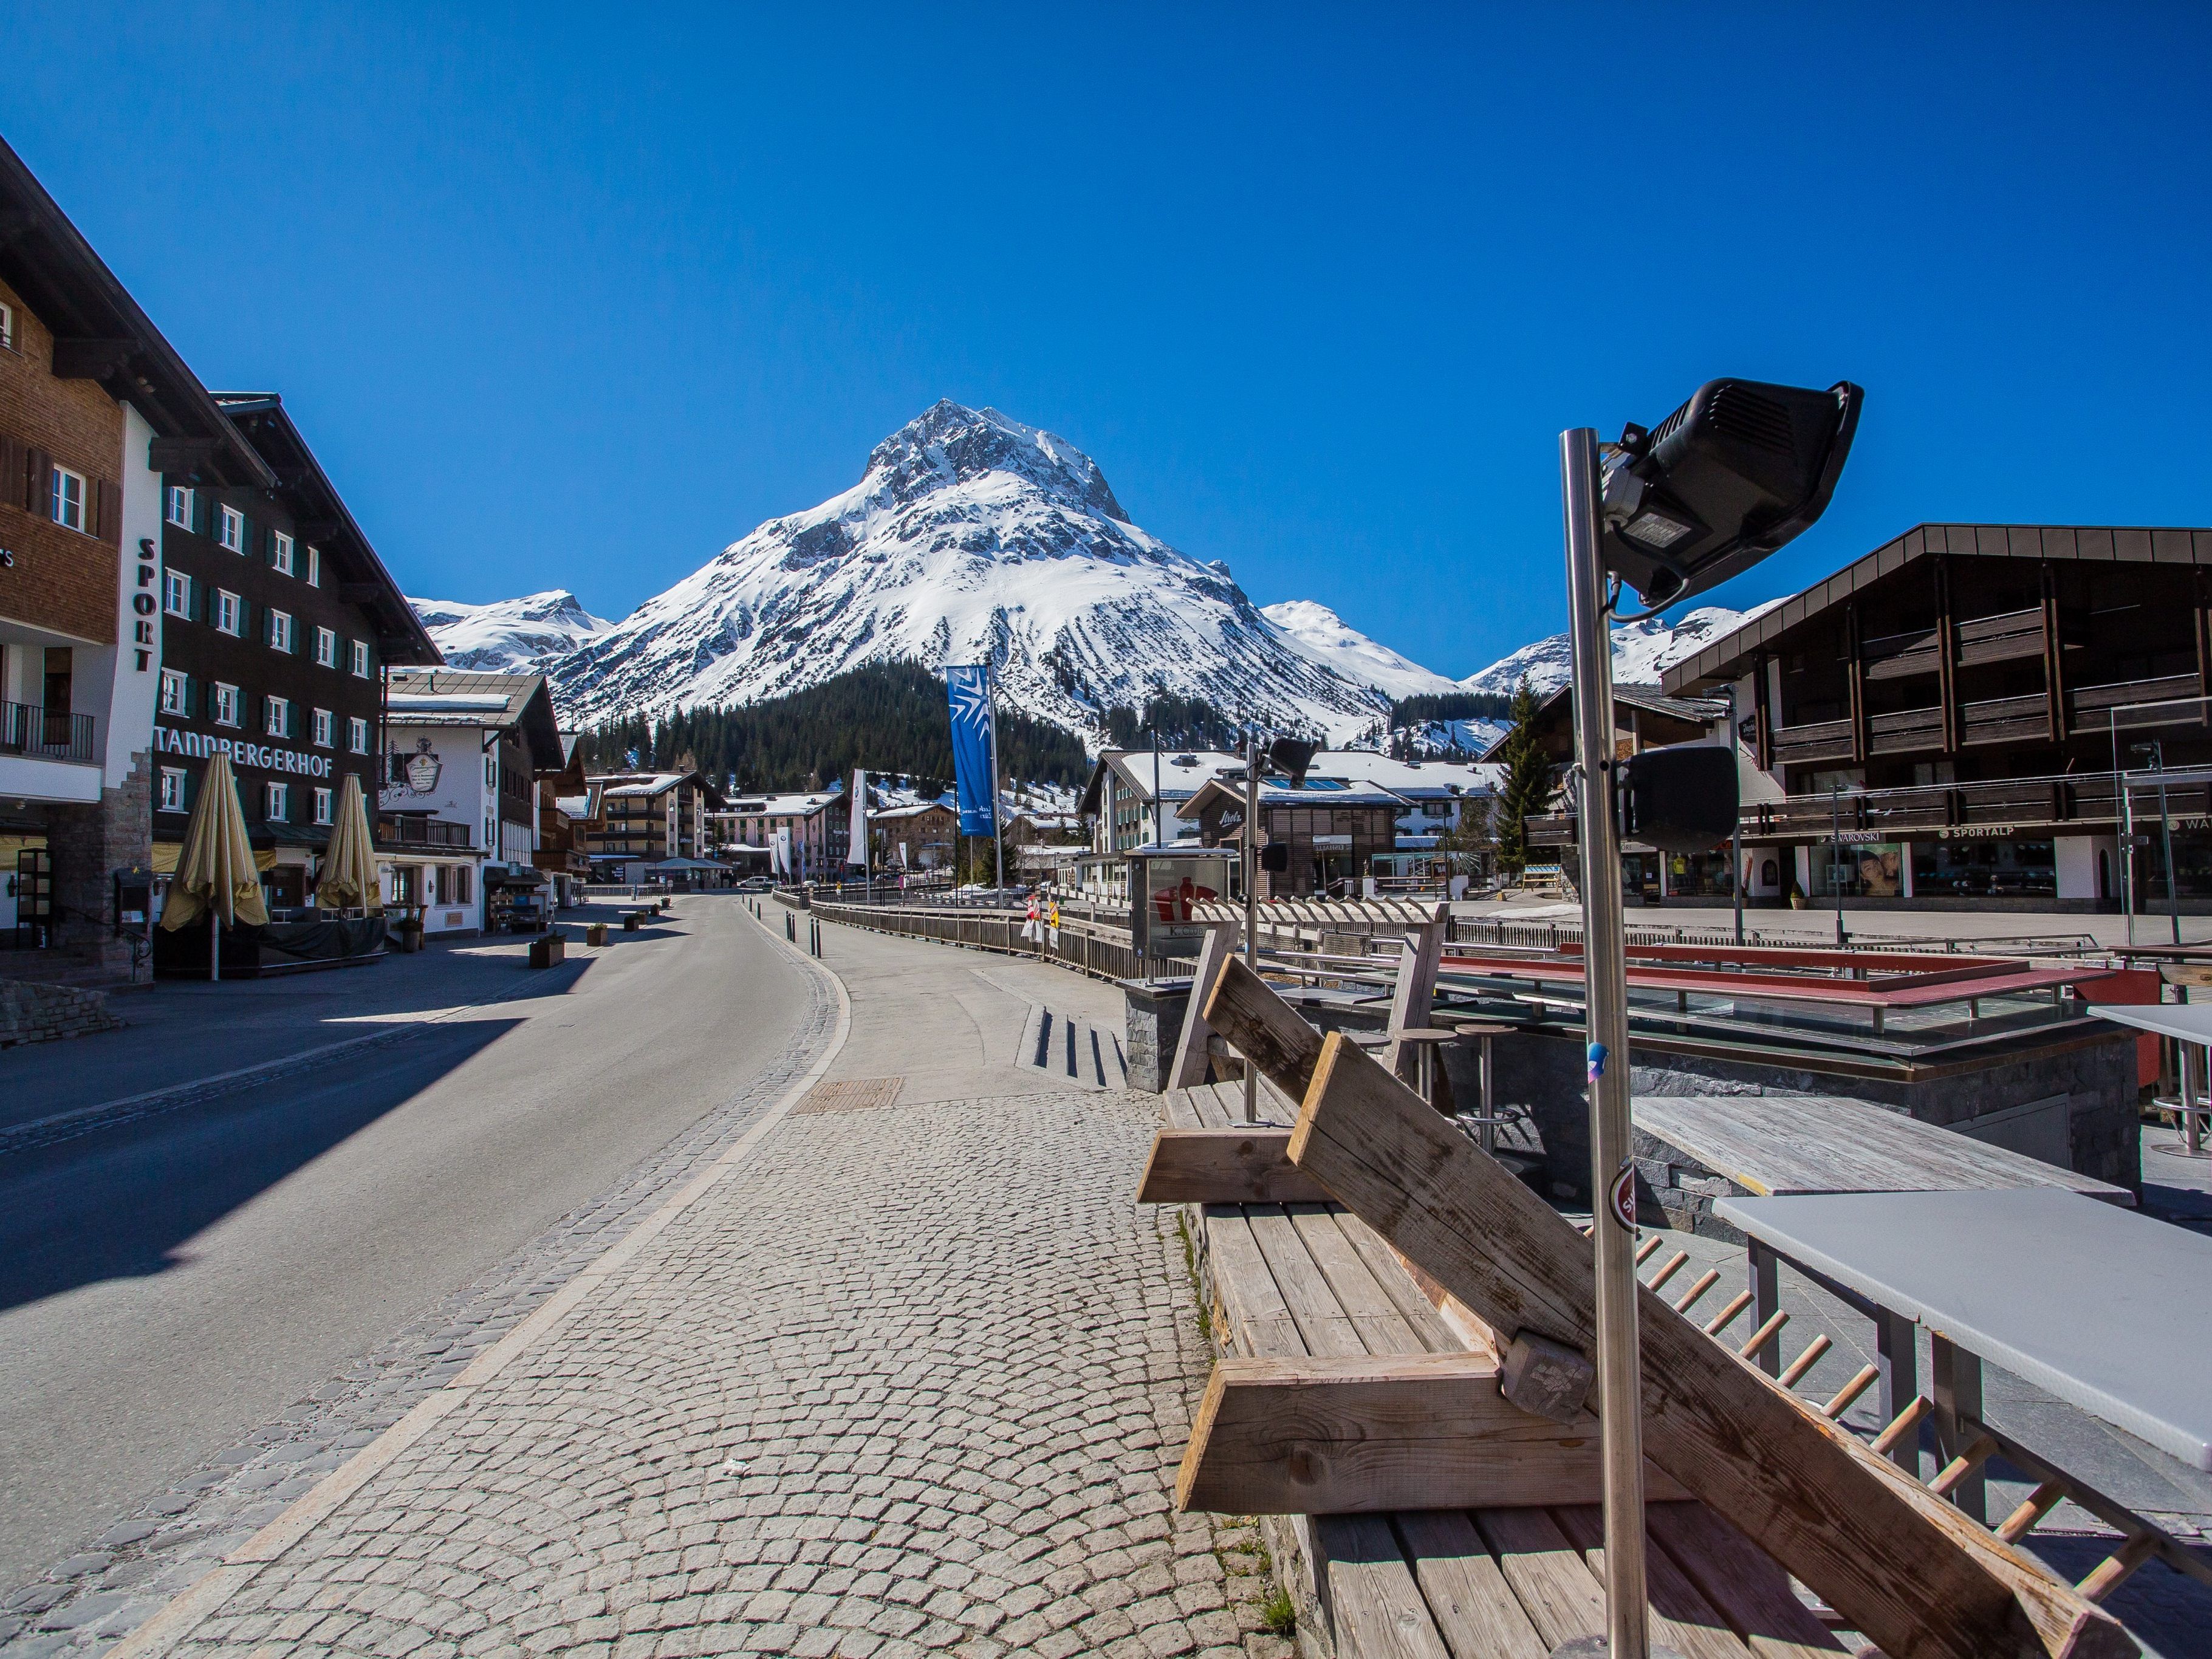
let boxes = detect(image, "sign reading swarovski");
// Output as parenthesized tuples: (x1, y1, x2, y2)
(156, 720, 336, 778)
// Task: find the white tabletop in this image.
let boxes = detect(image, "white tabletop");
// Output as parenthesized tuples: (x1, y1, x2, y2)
(1714, 1188, 2212, 1471)
(2089, 1002, 2212, 1044)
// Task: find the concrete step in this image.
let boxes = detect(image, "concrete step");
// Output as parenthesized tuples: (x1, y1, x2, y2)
(1016, 1004, 1129, 1092)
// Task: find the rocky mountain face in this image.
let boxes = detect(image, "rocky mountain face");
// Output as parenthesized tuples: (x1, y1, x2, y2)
(537, 402, 1400, 744)
(1459, 604, 1765, 698)
(409, 590, 614, 676)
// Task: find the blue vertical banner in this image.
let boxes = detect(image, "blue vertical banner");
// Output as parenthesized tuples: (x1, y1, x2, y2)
(945, 665, 998, 836)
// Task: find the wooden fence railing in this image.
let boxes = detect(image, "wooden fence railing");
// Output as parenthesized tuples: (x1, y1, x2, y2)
(806, 898, 1143, 983)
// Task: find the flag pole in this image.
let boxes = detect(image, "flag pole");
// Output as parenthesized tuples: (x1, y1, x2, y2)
(988, 666, 1005, 892)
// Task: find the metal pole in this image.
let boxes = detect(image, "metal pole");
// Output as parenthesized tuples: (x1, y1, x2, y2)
(1726, 683, 1744, 948)
(2116, 713, 2134, 946)
(1152, 727, 1163, 848)
(988, 668, 1005, 892)
(2151, 742, 2181, 945)
(1559, 426, 1651, 1659)
(1831, 781, 1846, 948)
(1243, 727, 1262, 1125)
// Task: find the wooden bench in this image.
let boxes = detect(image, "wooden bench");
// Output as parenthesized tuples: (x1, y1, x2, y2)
(1165, 1080, 1847, 1659)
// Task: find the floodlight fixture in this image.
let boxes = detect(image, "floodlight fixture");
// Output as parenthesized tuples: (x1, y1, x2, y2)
(1601, 378, 1863, 609)
(1265, 737, 1319, 787)
(1618, 745, 1738, 854)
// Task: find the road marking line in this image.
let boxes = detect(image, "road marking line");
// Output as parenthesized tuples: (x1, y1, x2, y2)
(108, 904, 852, 1658)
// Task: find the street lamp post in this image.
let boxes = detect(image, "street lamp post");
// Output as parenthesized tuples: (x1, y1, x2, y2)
(1552, 378, 1860, 1659)
(1242, 727, 1262, 1126)
(2134, 740, 2181, 945)
(1830, 781, 1847, 948)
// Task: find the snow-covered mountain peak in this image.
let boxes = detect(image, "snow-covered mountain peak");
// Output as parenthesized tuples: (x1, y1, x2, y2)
(543, 402, 1395, 744)
(1459, 603, 1768, 699)
(1261, 601, 1462, 701)
(411, 589, 614, 676)
(860, 400, 1130, 526)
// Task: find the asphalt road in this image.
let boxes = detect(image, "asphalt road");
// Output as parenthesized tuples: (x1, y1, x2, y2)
(0, 896, 817, 1593)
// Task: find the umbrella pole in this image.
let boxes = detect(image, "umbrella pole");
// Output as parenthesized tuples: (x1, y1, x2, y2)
(211, 910, 221, 983)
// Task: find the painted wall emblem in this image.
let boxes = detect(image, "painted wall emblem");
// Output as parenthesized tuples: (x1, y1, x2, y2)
(403, 737, 443, 796)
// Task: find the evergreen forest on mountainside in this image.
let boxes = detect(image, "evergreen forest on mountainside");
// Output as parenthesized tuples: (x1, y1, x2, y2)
(575, 661, 1093, 795)
(1386, 690, 1514, 727)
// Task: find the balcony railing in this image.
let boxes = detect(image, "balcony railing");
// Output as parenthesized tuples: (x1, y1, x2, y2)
(1, 700, 97, 763)
(376, 813, 475, 850)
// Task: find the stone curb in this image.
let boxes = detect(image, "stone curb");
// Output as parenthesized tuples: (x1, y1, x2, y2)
(104, 905, 854, 1659)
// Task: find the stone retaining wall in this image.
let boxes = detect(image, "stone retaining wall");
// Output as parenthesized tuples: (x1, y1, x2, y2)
(0, 979, 121, 1047)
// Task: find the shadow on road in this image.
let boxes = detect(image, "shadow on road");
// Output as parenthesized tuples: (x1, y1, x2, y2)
(0, 1016, 518, 1314)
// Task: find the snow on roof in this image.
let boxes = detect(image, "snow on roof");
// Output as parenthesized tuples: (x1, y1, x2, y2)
(386, 693, 519, 713)
(1312, 750, 1499, 795)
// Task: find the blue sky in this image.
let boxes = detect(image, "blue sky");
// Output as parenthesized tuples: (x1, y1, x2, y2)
(12, 5, 2209, 679)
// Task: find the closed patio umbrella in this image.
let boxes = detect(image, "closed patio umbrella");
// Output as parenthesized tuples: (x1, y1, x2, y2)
(160, 752, 267, 980)
(315, 773, 382, 912)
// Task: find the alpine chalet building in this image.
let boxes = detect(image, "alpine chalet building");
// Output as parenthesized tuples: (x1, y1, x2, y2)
(1659, 522, 2212, 911)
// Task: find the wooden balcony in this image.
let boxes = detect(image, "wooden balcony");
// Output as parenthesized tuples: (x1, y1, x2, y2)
(1860, 626, 1941, 683)
(1747, 772, 2130, 840)
(1954, 606, 2047, 669)
(1770, 717, 1853, 765)
(1959, 693, 2050, 747)
(2068, 674, 2202, 723)
(1866, 705, 1944, 756)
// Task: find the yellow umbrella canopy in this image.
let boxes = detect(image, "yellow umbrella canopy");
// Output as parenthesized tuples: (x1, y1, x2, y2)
(160, 753, 270, 931)
(315, 772, 382, 911)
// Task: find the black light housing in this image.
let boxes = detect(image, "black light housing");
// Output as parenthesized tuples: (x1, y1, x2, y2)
(1265, 738, 1319, 787)
(1617, 744, 1738, 854)
(1601, 378, 1862, 608)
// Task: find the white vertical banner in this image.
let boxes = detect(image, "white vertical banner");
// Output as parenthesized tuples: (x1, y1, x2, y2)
(847, 770, 868, 866)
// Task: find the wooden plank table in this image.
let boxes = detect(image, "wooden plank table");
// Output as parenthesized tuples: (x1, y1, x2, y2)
(1632, 1092, 2135, 1208)
(1166, 1081, 1846, 1659)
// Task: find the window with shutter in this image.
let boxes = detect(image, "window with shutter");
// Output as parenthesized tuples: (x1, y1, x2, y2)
(25, 448, 51, 515)
(95, 478, 123, 546)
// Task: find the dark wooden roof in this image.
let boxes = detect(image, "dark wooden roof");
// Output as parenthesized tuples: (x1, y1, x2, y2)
(1660, 523, 2212, 695)
(0, 137, 270, 487)
(213, 394, 440, 666)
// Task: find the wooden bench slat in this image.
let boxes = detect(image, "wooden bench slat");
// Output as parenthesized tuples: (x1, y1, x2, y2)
(1471, 1507, 1609, 1652)
(1137, 1128, 1334, 1205)
(1332, 1214, 1465, 1355)
(1200, 1205, 1307, 1358)
(1648, 1502, 1847, 1659)
(1395, 1511, 1552, 1659)
(1312, 1515, 1455, 1659)
(1288, 1203, 1431, 1356)
(1247, 1205, 1368, 1358)
(1163, 1089, 1208, 1130)
(1555, 1503, 1755, 1659)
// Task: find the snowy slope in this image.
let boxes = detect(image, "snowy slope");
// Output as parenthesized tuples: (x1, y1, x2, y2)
(411, 591, 614, 676)
(1260, 600, 1460, 701)
(549, 402, 1395, 744)
(1460, 603, 1775, 697)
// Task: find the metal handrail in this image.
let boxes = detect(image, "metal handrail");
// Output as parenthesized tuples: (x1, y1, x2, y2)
(1, 700, 97, 762)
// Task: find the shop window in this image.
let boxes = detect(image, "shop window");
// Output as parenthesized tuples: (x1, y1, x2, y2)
(50, 465, 85, 531)
(1665, 851, 1739, 898)
(166, 485, 193, 528)
(211, 682, 241, 727)
(159, 668, 189, 715)
(269, 609, 294, 653)
(312, 707, 333, 747)
(1812, 841, 1905, 898)
(313, 786, 333, 826)
(315, 626, 337, 666)
(164, 568, 192, 617)
(159, 767, 186, 813)
(272, 532, 294, 575)
(217, 505, 245, 552)
(1911, 839, 2055, 898)
(348, 716, 369, 753)
(265, 782, 289, 822)
(214, 590, 242, 637)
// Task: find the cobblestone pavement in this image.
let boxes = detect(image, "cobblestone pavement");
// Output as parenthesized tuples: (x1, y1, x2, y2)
(9, 918, 1290, 1658)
